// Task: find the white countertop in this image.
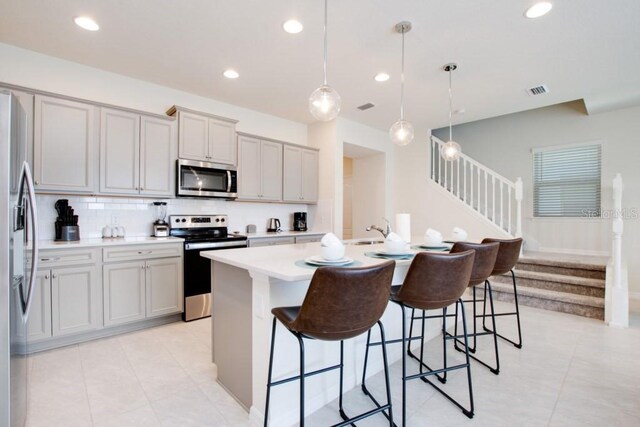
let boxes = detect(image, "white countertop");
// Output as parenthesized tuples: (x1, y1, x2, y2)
(245, 230, 326, 239)
(38, 236, 184, 250)
(201, 241, 413, 282)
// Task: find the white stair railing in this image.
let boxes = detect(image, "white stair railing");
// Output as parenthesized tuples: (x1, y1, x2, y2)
(430, 135, 523, 237)
(606, 173, 628, 328)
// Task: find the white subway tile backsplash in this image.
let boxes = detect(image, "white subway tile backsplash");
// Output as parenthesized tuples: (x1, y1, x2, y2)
(36, 195, 309, 239)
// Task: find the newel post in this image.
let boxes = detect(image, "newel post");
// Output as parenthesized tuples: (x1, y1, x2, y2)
(607, 172, 628, 328)
(515, 177, 523, 238)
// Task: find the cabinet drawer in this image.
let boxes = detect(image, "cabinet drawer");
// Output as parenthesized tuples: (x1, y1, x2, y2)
(248, 237, 296, 247)
(103, 243, 183, 263)
(295, 235, 323, 244)
(32, 248, 101, 269)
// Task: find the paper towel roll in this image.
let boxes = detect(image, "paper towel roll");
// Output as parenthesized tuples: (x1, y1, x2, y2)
(395, 213, 411, 243)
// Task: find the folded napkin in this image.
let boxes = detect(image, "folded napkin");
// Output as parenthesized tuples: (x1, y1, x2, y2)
(424, 228, 444, 245)
(451, 227, 468, 242)
(321, 232, 343, 247)
(385, 232, 404, 242)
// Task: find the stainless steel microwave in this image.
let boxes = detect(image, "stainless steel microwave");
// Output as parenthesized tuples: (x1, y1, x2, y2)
(176, 159, 238, 199)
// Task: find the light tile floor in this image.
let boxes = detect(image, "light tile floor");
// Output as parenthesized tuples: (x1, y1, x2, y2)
(25, 302, 640, 427)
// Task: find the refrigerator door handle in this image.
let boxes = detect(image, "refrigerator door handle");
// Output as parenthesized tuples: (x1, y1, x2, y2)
(18, 161, 39, 318)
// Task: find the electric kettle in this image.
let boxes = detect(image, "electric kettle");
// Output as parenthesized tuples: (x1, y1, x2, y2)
(267, 218, 281, 232)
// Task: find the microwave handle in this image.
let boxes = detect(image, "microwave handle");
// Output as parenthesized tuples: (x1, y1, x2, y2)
(226, 170, 232, 192)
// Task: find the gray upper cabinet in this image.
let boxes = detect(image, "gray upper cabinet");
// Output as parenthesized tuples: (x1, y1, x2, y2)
(140, 116, 176, 196)
(100, 108, 176, 197)
(34, 95, 98, 193)
(283, 146, 319, 203)
(238, 135, 282, 201)
(100, 108, 140, 194)
(172, 107, 237, 165)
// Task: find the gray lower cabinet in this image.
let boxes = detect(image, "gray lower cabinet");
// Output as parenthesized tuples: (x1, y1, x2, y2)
(248, 236, 295, 247)
(21, 261, 102, 343)
(294, 235, 323, 244)
(51, 265, 102, 336)
(103, 244, 183, 327)
(103, 261, 146, 326)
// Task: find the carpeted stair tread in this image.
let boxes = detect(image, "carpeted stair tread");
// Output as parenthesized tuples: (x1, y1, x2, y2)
(519, 253, 606, 272)
(489, 282, 604, 308)
(493, 269, 605, 289)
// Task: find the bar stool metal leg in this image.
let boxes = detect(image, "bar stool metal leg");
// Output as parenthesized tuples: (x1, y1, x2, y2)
(482, 270, 523, 348)
(297, 333, 306, 426)
(264, 317, 277, 427)
(361, 322, 395, 426)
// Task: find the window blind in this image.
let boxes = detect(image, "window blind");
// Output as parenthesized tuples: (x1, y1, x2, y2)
(533, 144, 601, 217)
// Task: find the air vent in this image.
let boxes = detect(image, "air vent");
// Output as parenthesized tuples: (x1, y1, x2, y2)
(528, 84, 549, 96)
(357, 103, 375, 111)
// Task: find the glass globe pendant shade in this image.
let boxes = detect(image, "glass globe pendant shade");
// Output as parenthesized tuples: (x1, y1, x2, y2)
(309, 85, 341, 121)
(389, 119, 414, 146)
(441, 140, 462, 161)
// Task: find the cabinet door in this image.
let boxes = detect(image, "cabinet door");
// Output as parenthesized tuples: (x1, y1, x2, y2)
(100, 108, 140, 194)
(300, 149, 319, 202)
(145, 258, 183, 318)
(51, 265, 102, 336)
(33, 95, 97, 193)
(208, 118, 236, 165)
(103, 262, 146, 327)
(237, 135, 261, 199)
(178, 111, 209, 161)
(140, 116, 176, 196)
(283, 145, 302, 202)
(13, 271, 52, 342)
(260, 141, 283, 201)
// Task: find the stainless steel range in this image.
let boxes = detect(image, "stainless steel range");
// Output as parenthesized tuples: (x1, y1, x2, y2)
(169, 215, 247, 321)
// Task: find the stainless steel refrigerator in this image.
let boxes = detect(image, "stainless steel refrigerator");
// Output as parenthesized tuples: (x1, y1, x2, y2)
(1, 90, 39, 427)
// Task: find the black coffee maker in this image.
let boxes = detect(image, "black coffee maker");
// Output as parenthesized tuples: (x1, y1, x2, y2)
(293, 212, 307, 231)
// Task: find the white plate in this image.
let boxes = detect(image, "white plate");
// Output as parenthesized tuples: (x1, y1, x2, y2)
(375, 249, 414, 256)
(305, 256, 354, 266)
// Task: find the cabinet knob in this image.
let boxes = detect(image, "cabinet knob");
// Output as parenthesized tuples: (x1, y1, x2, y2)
(52, 274, 57, 279)
(44, 274, 49, 279)
(35, 180, 40, 185)
(140, 188, 144, 191)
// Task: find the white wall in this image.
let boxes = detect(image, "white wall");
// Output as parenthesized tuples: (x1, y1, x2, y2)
(432, 101, 640, 294)
(393, 136, 510, 242)
(351, 153, 386, 239)
(0, 43, 307, 144)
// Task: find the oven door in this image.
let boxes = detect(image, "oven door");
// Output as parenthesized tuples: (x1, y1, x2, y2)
(177, 159, 237, 199)
(183, 240, 247, 321)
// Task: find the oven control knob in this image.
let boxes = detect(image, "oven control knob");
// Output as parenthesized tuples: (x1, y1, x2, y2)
(221, 218, 225, 222)
(215, 218, 220, 222)
(181, 219, 186, 223)
(175, 219, 180, 223)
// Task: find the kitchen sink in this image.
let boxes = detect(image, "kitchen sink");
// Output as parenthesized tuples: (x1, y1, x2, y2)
(351, 240, 384, 245)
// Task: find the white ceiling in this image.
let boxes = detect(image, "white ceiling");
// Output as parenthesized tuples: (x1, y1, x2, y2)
(1, 0, 639, 132)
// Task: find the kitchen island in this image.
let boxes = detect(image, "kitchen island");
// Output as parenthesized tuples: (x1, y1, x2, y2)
(201, 242, 443, 427)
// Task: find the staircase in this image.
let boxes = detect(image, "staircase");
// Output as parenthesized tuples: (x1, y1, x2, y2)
(429, 135, 616, 322)
(488, 252, 606, 320)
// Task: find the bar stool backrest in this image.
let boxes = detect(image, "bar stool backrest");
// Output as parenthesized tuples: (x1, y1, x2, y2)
(450, 241, 500, 286)
(481, 237, 523, 276)
(291, 261, 395, 341)
(396, 251, 475, 311)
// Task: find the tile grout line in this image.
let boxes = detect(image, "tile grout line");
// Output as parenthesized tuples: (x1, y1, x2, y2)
(75, 343, 96, 427)
(545, 324, 581, 426)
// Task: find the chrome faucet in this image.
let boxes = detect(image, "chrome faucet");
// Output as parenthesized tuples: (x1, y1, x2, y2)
(366, 218, 391, 238)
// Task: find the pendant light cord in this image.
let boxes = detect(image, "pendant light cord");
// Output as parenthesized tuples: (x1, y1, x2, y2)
(323, 0, 328, 86)
(448, 67, 453, 141)
(400, 29, 405, 121)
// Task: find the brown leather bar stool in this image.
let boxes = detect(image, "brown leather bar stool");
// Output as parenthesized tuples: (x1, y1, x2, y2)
(362, 251, 476, 424)
(481, 237, 524, 348)
(448, 241, 501, 375)
(264, 261, 395, 427)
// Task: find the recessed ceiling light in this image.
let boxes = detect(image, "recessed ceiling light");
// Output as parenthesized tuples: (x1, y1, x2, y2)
(223, 69, 239, 79)
(74, 16, 99, 31)
(374, 73, 390, 82)
(282, 19, 303, 34)
(525, 2, 553, 18)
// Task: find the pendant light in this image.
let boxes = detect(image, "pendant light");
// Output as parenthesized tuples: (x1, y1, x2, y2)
(441, 63, 462, 161)
(389, 21, 414, 146)
(309, 0, 341, 121)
